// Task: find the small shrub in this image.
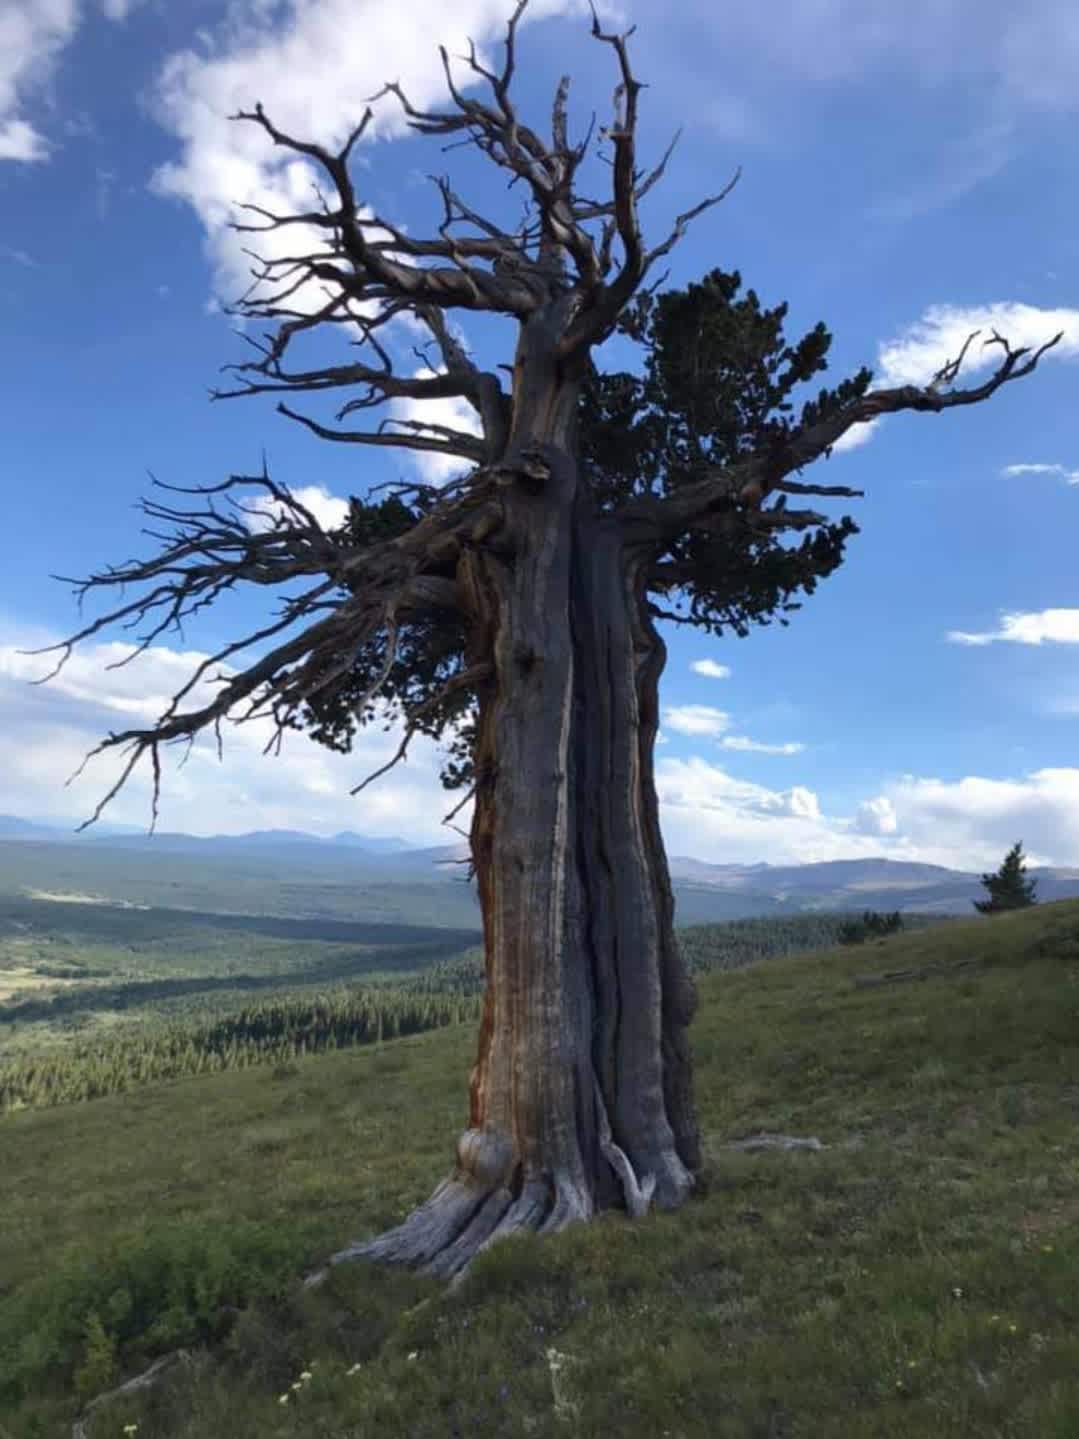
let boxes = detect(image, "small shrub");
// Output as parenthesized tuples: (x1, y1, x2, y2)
(73, 1311, 116, 1403)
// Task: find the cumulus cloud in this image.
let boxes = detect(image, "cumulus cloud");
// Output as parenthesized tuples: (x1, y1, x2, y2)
(690, 659, 731, 679)
(148, 0, 579, 309)
(1002, 462, 1079, 486)
(657, 754, 1079, 869)
(946, 609, 1079, 647)
(656, 757, 841, 862)
(853, 795, 899, 836)
(0, 628, 461, 842)
(5, 624, 1079, 867)
(880, 768, 1079, 869)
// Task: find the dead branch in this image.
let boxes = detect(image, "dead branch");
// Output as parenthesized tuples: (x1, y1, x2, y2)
(37, 466, 504, 829)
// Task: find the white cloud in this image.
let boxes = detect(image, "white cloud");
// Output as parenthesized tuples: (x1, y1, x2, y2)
(657, 754, 1079, 869)
(690, 659, 731, 679)
(656, 757, 841, 862)
(1002, 462, 1079, 486)
(0, 0, 79, 163)
(100, 0, 148, 18)
(0, 628, 462, 841)
(389, 366, 483, 486)
(829, 302, 1079, 457)
(946, 609, 1079, 647)
(876, 302, 1079, 389)
(830, 419, 880, 453)
(853, 795, 898, 836)
(148, 0, 579, 310)
(718, 736, 804, 755)
(243, 482, 350, 533)
(879, 768, 1079, 870)
(663, 704, 730, 737)
(6, 625, 1079, 868)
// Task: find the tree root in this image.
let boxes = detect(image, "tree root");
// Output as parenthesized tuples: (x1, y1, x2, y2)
(725, 1132, 826, 1152)
(592, 1074, 656, 1218)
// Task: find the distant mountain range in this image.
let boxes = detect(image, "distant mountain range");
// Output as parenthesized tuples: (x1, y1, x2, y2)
(0, 815, 413, 854)
(2, 814, 1077, 919)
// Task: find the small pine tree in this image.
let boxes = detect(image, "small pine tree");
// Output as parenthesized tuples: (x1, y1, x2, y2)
(974, 841, 1039, 914)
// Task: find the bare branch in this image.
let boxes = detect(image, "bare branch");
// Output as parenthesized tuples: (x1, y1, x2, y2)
(349, 663, 490, 795)
(275, 402, 485, 464)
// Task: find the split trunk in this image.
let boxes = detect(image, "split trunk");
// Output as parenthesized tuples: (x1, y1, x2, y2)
(351, 334, 701, 1278)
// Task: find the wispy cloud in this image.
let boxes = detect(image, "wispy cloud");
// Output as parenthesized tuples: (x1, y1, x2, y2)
(0, 245, 39, 268)
(869, 119, 1014, 222)
(718, 736, 804, 755)
(1002, 462, 1079, 485)
(663, 704, 730, 737)
(0, 0, 79, 163)
(947, 609, 1079, 646)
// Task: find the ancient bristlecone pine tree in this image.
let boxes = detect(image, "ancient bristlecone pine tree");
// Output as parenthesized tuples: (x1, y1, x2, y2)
(40, 5, 1058, 1279)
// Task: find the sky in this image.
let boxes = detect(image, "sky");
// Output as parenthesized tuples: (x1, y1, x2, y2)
(1, 0, 1077, 870)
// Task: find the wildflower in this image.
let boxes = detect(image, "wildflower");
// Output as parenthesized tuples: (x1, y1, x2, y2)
(347, 1362, 363, 1376)
(299, 1370, 313, 1381)
(952, 1287, 963, 1299)
(279, 1394, 290, 1405)
(1042, 1244, 1054, 1253)
(122, 1428, 139, 1437)
(989, 1314, 1000, 1323)
(1008, 1323, 1018, 1334)
(907, 1360, 918, 1369)
(291, 1381, 303, 1391)
(407, 1351, 419, 1361)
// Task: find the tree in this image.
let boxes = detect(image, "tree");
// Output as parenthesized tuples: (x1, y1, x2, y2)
(974, 842, 1039, 914)
(36, 4, 1058, 1280)
(838, 911, 903, 945)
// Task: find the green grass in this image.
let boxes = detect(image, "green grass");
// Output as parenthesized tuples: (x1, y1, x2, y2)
(1, 902, 1077, 1437)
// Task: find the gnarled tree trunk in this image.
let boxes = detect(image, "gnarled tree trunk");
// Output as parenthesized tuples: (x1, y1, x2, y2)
(348, 341, 700, 1279)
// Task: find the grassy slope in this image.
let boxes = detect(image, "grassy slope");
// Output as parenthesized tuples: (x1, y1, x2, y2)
(2, 903, 1078, 1438)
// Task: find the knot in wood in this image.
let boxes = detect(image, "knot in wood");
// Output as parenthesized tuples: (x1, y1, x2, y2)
(457, 1126, 516, 1188)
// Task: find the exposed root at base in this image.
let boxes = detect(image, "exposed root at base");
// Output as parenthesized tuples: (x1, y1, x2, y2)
(303, 1166, 601, 1289)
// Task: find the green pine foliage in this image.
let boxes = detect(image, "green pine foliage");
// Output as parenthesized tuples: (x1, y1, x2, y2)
(0, 915, 949, 1116)
(837, 911, 905, 945)
(974, 842, 1039, 915)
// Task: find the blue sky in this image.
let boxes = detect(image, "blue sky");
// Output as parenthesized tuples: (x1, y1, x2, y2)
(1, 0, 1077, 869)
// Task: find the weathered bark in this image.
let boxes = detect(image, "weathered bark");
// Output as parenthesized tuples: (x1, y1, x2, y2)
(329, 313, 701, 1281)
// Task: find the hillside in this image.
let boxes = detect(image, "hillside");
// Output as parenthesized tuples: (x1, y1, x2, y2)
(4, 832, 1078, 923)
(2, 901, 1076, 1436)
